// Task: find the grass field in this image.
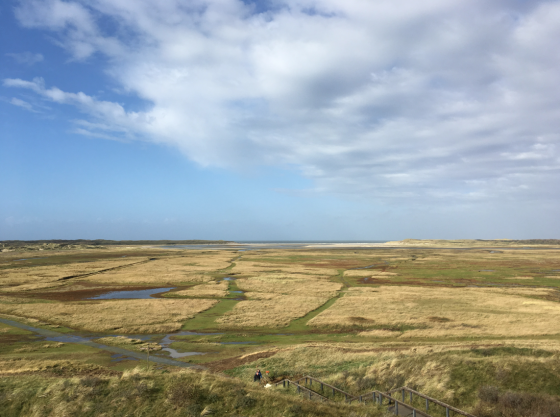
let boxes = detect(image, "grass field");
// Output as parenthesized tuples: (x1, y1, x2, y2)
(1, 243, 560, 416)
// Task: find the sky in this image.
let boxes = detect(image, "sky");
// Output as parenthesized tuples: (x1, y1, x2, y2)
(1, 0, 559, 241)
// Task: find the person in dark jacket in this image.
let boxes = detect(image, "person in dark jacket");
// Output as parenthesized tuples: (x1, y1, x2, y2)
(253, 369, 262, 382)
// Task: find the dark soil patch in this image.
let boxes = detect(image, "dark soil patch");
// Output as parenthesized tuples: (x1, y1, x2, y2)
(0, 335, 36, 344)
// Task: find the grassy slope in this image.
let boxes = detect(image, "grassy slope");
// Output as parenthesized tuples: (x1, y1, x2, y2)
(0, 368, 383, 417)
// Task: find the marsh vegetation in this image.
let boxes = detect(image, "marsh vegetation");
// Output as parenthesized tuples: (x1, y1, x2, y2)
(1, 242, 559, 415)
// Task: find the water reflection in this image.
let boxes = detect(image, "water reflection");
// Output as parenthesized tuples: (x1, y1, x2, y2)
(88, 287, 175, 300)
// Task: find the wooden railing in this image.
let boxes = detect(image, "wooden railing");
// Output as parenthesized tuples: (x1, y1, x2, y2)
(293, 376, 358, 402)
(384, 387, 477, 417)
(273, 379, 330, 402)
(275, 375, 477, 417)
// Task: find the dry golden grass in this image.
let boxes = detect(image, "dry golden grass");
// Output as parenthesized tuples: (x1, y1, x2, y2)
(216, 295, 330, 328)
(231, 260, 338, 277)
(89, 254, 232, 284)
(236, 275, 341, 297)
(173, 281, 228, 297)
(308, 286, 560, 337)
(0, 259, 139, 290)
(93, 336, 162, 352)
(358, 329, 402, 337)
(0, 298, 218, 333)
(0, 359, 111, 376)
(343, 270, 398, 277)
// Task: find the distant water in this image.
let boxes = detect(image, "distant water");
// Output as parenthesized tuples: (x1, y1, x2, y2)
(236, 240, 389, 244)
(159, 240, 389, 250)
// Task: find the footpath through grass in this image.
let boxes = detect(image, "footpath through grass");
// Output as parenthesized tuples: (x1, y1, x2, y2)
(181, 299, 240, 331)
(281, 291, 346, 333)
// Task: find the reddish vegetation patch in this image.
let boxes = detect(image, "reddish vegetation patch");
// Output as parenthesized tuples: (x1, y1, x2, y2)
(301, 261, 384, 269)
(0, 335, 36, 344)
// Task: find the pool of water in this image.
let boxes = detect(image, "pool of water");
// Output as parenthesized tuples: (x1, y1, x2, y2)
(15, 257, 48, 261)
(161, 349, 205, 358)
(350, 264, 377, 270)
(88, 287, 175, 300)
(158, 331, 224, 359)
(223, 277, 236, 281)
(230, 290, 244, 293)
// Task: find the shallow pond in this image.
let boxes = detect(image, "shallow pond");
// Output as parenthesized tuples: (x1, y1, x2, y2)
(88, 287, 175, 300)
(158, 331, 224, 358)
(15, 257, 48, 261)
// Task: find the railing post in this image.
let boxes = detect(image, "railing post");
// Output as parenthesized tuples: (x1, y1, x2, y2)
(345, 394, 348, 401)
(321, 383, 323, 392)
(410, 391, 413, 402)
(402, 389, 405, 402)
(283, 380, 285, 388)
(305, 377, 307, 385)
(309, 391, 312, 399)
(332, 388, 335, 396)
(446, 407, 450, 417)
(396, 401, 399, 414)
(413, 410, 416, 417)
(426, 398, 429, 411)
(359, 395, 362, 403)
(373, 392, 376, 402)
(379, 394, 383, 405)
(287, 380, 290, 387)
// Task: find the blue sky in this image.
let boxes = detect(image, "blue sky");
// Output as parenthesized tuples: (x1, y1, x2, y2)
(1, 0, 559, 240)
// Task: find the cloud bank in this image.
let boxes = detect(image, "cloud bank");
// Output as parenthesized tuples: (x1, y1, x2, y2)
(6, 0, 560, 205)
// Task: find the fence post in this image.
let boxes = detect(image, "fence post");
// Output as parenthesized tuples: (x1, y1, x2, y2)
(426, 398, 429, 411)
(373, 392, 376, 402)
(379, 394, 383, 405)
(305, 377, 307, 385)
(332, 388, 335, 396)
(309, 391, 312, 399)
(321, 383, 323, 392)
(283, 380, 285, 388)
(396, 401, 399, 414)
(446, 407, 450, 417)
(359, 395, 362, 403)
(413, 410, 416, 417)
(402, 389, 405, 402)
(345, 394, 348, 401)
(287, 380, 290, 387)
(410, 391, 413, 403)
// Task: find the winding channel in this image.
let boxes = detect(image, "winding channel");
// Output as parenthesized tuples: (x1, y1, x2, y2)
(0, 317, 204, 369)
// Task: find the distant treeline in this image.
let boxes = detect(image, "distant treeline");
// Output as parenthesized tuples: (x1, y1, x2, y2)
(0, 239, 234, 247)
(475, 239, 560, 245)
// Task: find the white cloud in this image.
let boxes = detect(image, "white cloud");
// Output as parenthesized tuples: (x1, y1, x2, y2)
(6, 0, 560, 206)
(9, 97, 35, 111)
(6, 52, 44, 65)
